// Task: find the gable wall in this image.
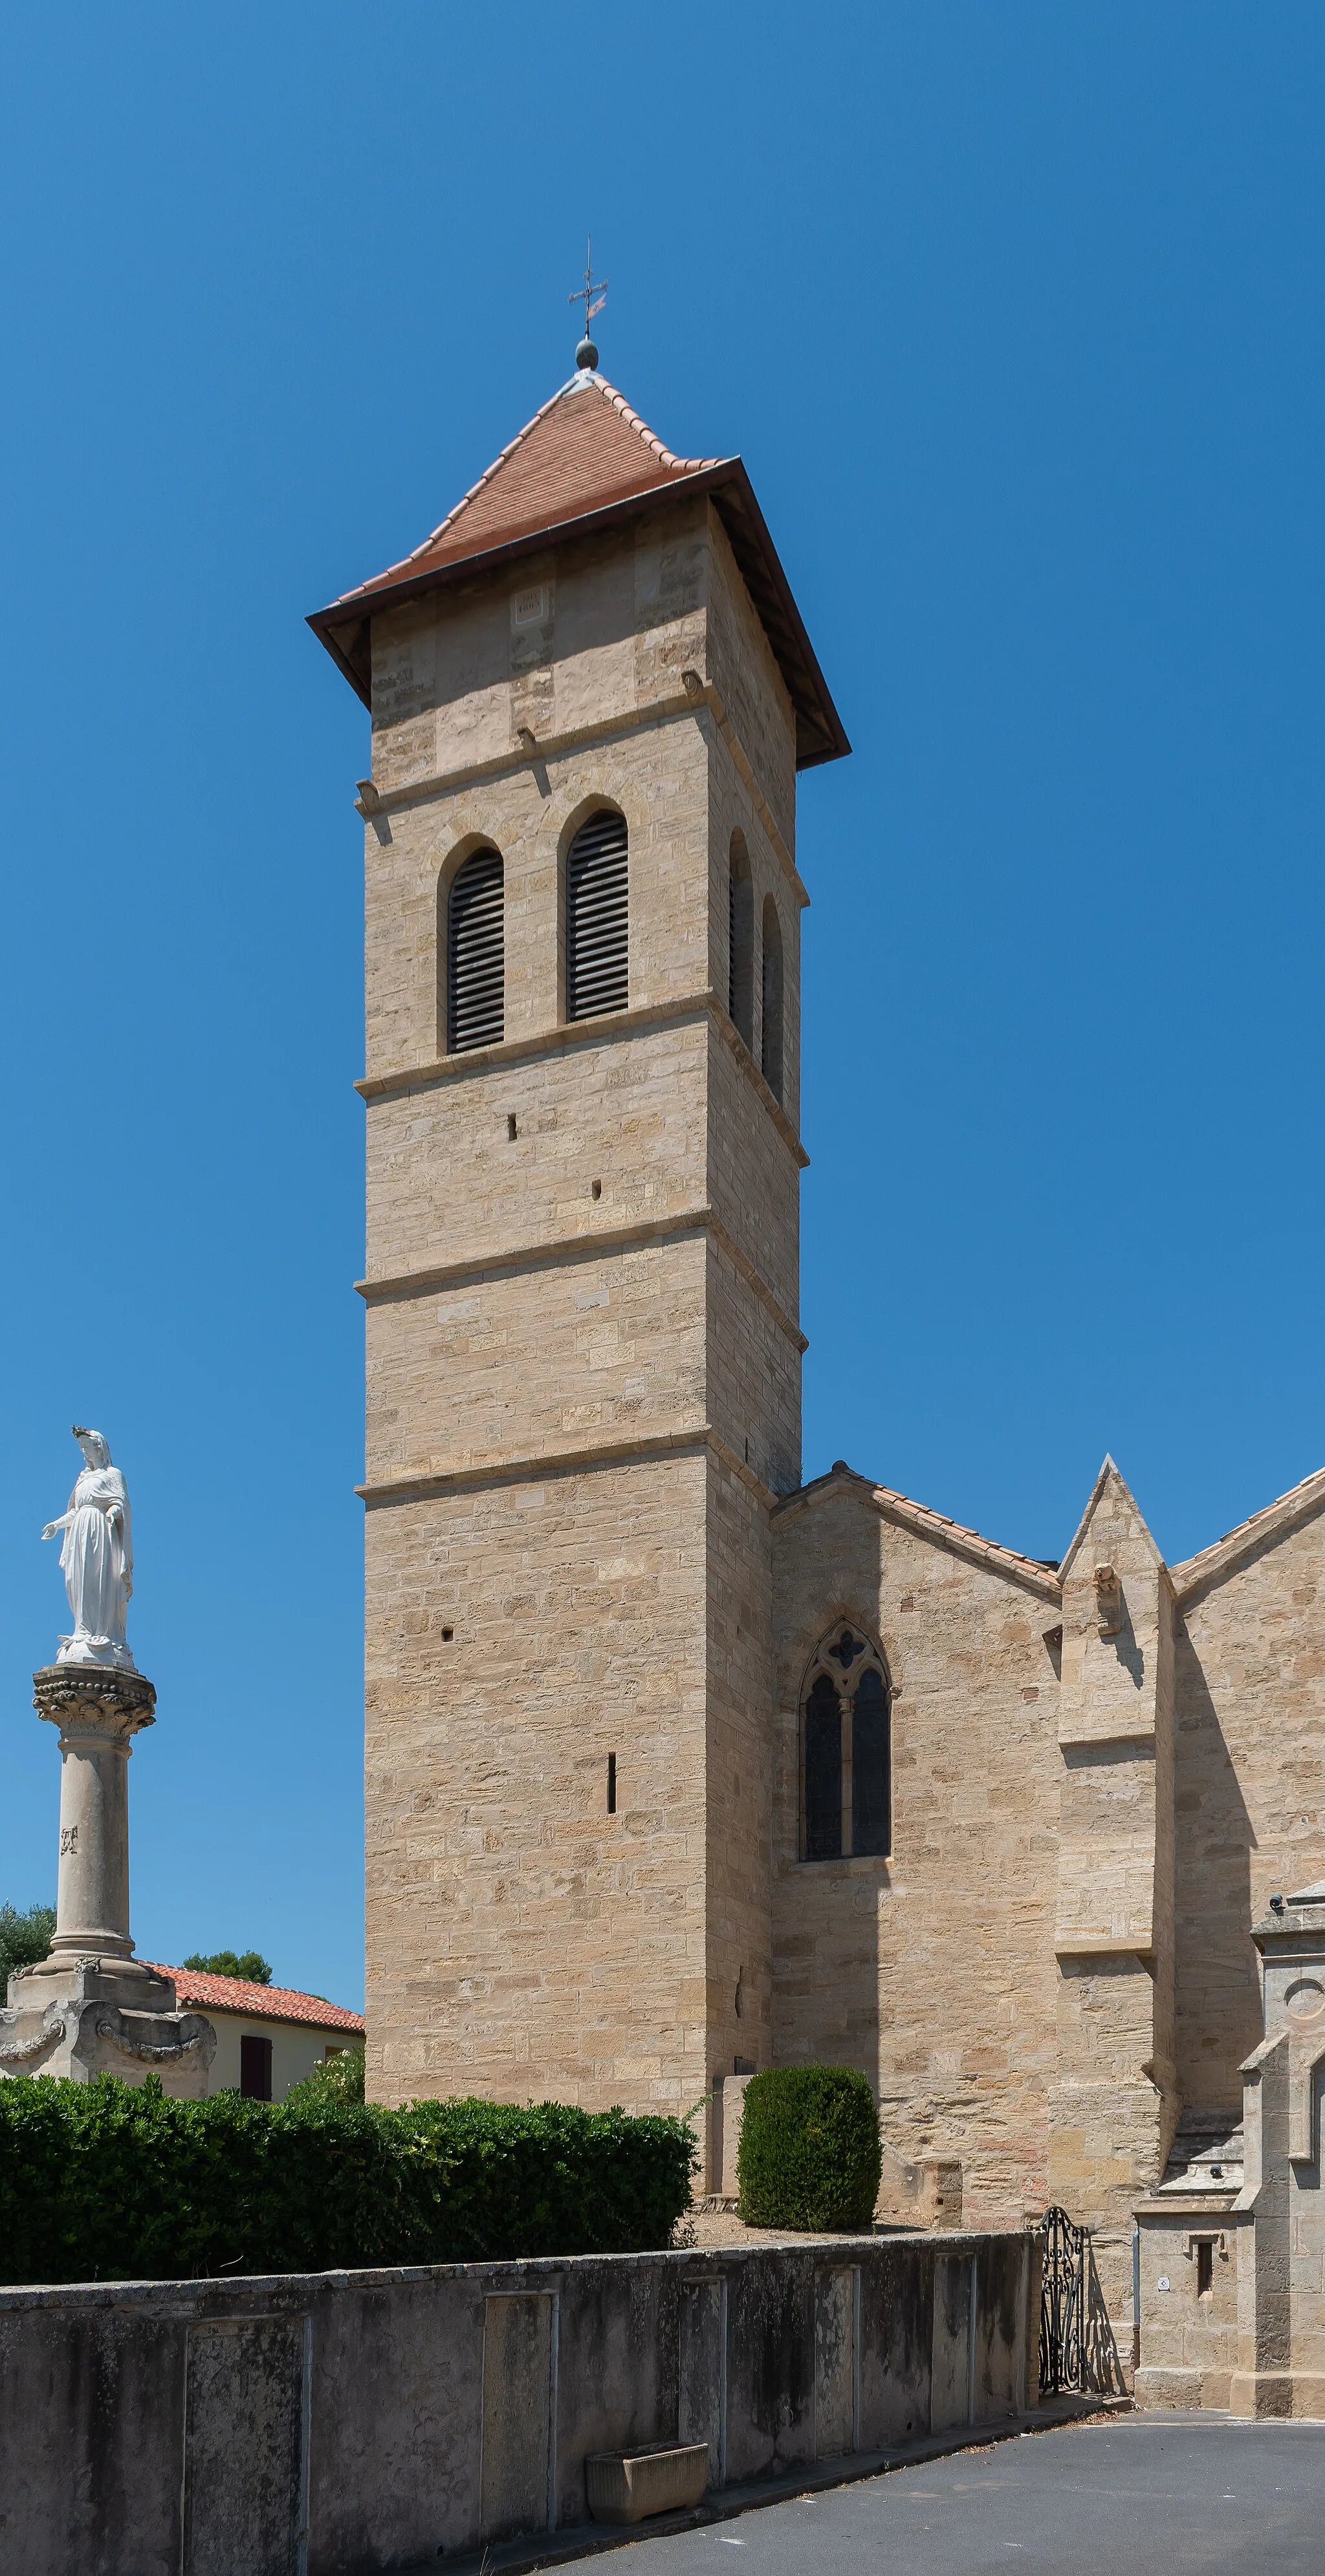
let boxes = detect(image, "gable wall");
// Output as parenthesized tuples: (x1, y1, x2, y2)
(771, 1483, 1062, 2225)
(1174, 1505, 1325, 2111)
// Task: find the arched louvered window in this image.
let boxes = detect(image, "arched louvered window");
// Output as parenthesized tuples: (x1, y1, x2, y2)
(566, 808, 628, 1021)
(761, 894, 784, 1103)
(728, 835, 754, 1049)
(446, 847, 504, 1053)
(801, 1628, 891, 1862)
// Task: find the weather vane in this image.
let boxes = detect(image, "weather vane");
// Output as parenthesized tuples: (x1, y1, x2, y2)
(569, 236, 607, 369)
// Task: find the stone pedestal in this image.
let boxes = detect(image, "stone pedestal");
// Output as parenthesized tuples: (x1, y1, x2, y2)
(0, 1665, 215, 2094)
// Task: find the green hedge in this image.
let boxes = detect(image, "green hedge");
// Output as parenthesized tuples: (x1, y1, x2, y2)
(736, 2065, 881, 2231)
(0, 2076, 697, 2286)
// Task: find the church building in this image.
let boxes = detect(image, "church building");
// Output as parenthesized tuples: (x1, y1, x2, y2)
(311, 347, 1325, 2353)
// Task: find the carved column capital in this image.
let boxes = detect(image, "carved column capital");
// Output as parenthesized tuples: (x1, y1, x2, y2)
(33, 1663, 156, 1743)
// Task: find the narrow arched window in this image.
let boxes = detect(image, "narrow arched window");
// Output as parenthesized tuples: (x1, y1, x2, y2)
(728, 835, 754, 1049)
(446, 846, 504, 1053)
(761, 894, 784, 1103)
(800, 1630, 891, 1862)
(566, 807, 628, 1021)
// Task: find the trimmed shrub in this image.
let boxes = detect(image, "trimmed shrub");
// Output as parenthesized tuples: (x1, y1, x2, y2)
(736, 2065, 881, 2231)
(0, 2075, 697, 2287)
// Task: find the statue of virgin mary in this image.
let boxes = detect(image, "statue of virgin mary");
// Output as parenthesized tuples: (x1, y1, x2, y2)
(41, 1426, 136, 1670)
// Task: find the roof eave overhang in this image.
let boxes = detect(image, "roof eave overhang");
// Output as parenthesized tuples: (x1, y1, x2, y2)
(307, 459, 851, 772)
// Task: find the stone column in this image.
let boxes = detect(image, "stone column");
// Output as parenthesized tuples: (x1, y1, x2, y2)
(0, 1663, 216, 2093)
(34, 1664, 156, 1961)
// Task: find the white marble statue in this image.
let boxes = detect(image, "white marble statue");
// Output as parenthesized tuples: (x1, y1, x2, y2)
(41, 1426, 136, 1671)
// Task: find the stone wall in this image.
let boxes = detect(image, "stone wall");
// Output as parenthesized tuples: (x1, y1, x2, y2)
(771, 1473, 1062, 2227)
(365, 1454, 710, 2114)
(0, 2231, 1038, 2575)
(1172, 1493, 1325, 2113)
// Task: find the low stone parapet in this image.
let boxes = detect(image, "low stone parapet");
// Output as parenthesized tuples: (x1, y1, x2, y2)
(0, 2228, 1038, 2573)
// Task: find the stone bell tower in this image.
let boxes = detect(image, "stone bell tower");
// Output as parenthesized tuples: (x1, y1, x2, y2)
(311, 346, 848, 2164)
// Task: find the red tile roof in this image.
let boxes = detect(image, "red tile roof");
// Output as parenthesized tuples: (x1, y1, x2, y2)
(307, 369, 849, 770)
(340, 374, 723, 606)
(141, 1964, 364, 2035)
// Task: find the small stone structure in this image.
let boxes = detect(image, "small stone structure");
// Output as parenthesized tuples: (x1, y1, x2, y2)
(0, 2228, 1039, 2574)
(0, 1664, 214, 2091)
(1136, 1879, 1325, 2416)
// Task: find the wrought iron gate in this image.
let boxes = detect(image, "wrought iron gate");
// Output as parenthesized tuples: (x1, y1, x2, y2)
(1038, 2204, 1088, 2394)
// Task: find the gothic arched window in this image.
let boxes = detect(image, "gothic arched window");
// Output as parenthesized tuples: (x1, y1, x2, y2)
(566, 807, 629, 1021)
(446, 846, 504, 1053)
(728, 834, 754, 1049)
(761, 893, 784, 1103)
(800, 1629, 891, 1862)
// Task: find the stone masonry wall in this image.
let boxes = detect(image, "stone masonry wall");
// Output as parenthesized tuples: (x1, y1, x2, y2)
(364, 1455, 710, 2114)
(771, 1474, 1062, 2228)
(706, 717, 803, 1136)
(703, 1450, 777, 2178)
(366, 1233, 709, 1484)
(1172, 1499, 1325, 2112)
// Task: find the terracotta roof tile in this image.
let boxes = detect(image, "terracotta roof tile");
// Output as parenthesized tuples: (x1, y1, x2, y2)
(141, 1964, 364, 2034)
(338, 373, 723, 607)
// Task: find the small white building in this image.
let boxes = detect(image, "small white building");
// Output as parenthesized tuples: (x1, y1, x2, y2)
(142, 1964, 364, 2102)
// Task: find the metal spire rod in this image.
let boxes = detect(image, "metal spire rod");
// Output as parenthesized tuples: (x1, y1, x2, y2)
(569, 235, 607, 365)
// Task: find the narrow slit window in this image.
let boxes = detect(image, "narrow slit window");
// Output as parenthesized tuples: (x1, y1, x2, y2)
(804, 1673, 842, 1860)
(761, 893, 784, 1102)
(728, 835, 754, 1047)
(446, 846, 504, 1053)
(607, 1752, 617, 1814)
(566, 809, 628, 1020)
(1196, 2241, 1214, 2298)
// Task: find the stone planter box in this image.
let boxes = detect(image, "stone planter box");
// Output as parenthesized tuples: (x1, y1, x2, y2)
(586, 2441, 711, 2523)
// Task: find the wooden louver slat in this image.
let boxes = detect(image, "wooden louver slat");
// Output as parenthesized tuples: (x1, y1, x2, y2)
(566, 809, 628, 1021)
(447, 847, 504, 1052)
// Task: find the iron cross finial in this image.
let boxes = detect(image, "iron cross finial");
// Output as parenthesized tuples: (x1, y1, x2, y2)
(569, 235, 607, 370)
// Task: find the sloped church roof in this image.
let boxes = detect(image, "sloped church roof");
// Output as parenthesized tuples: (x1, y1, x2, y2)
(308, 368, 849, 769)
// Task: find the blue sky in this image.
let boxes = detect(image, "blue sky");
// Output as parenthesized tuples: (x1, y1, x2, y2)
(2, 5, 1322, 2011)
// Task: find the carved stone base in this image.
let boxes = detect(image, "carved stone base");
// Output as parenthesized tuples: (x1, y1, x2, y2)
(0, 1957, 215, 2097)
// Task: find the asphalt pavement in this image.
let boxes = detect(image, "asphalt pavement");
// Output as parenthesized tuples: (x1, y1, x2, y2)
(601, 2416, 1325, 2576)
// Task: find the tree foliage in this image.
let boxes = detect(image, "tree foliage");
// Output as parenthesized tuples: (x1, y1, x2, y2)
(0, 1902, 56, 1994)
(181, 1949, 273, 1985)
